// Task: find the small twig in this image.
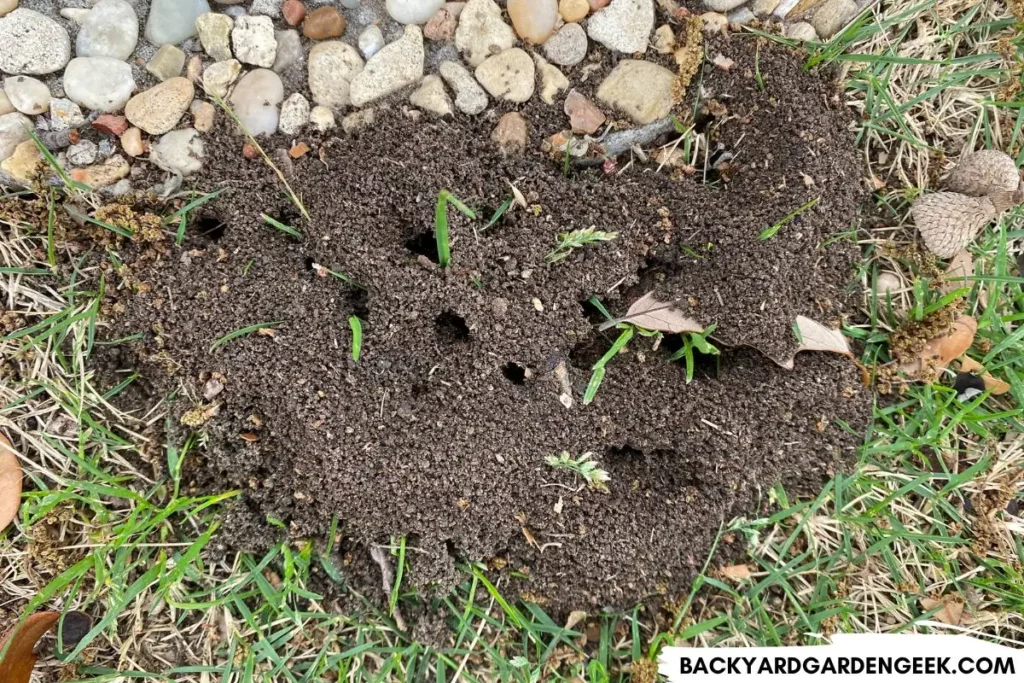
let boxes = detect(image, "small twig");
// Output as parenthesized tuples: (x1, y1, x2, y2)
(370, 545, 407, 631)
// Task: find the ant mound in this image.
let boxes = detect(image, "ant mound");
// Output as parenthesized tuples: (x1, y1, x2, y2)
(105, 39, 872, 611)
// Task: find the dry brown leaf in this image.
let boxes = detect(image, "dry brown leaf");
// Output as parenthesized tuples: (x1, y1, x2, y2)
(956, 357, 1010, 395)
(598, 292, 704, 334)
(565, 610, 587, 631)
(912, 192, 1001, 258)
(720, 564, 752, 580)
(920, 597, 965, 626)
(940, 250, 974, 295)
(921, 316, 977, 368)
(776, 316, 852, 370)
(944, 150, 1020, 197)
(0, 433, 22, 534)
(0, 611, 59, 683)
(958, 356, 984, 374)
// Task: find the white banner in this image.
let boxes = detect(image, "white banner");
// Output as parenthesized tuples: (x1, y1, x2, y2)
(659, 633, 1024, 683)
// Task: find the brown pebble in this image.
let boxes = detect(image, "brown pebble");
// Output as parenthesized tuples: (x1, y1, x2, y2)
(563, 89, 605, 135)
(492, 112, 528, 156)
(289, 142, 310, 158)
(93, 114, 128, 136)
(242, 141, 258, 159)
(282, 0, 307, 26)
(303, 6, 346, 39)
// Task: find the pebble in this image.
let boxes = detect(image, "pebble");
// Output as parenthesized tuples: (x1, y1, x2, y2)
(701, 11, 728, 32)
(309, 105, 335, 132)
(191, 99, 216, 131)
(423, 3, 462, 41)
(273, 30, 305, 72)
(70, 155, 129, 188)
(533, 53, 567, 104)
(409, 74, 452, 116)
(94, 114, 129, 135)
(282, 0, 306, 25)
(278, 92, 310, 134)
(342, 108, 374, 134)
(596, 59, 674, 123)
(703, 0, 745, 11)
(1, 139, 40, 184)
(147, 44, 186, 81)
(508, 0, 558, 43)
(67, 140, 97, 166)
(0, 112, 32, 163)
(350, 25, 424, 107)
(0, 90, 11, 116)
(50, 98, 86, 130)
(186, 55, 203, 82)
(3, 76, 49, 115)
(588, 0, 609, 10)
(75, 0, 138, 61)
(125, 77, 195, 135)
(439, 60, 487, 114)
(752, 0, 780, 14)
(229, 68, 284, 135)
(202, 59, 242, 98)
(63, 57, 136, 113)
(151, 128, 205, 176)
(251, 0, 283, 16)
(455, 0, 516, 67)
(120, 127, 143, 156)
(564, 89, 605, 134)
(474, 48, 534, 103)
(587, 0, 654, 54)
(304, 6, 347, 38)
(0, 9, 71, 75)
(387, 0, 444, 24)
(104, 179, 133, 197)
(196, 13, 234, 62)
(811, 0, 857, 38)
(653, 24, 675, 53)
(728, 6, 754, 24)
(559, 0, 589, 21)
(358, 25, 385, 58)
(145, 0, 211, 46)
(233, 16, 278, 67)
(773, 0, 799, 17)
(0, 0, 15, 17)
(491, 112, 527, 155)
(308, 41, 363, 108)
(786, 21, 818, 40)
(543, 23, 587, 66)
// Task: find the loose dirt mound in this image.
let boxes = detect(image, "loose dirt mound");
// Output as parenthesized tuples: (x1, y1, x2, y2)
(103, 38, 872, 610)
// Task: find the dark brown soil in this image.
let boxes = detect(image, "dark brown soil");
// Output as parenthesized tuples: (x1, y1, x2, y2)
(99, 35, 872, 611)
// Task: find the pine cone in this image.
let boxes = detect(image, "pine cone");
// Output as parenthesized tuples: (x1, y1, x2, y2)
(944, 149, 1020, 196)
(911, 192, 999, 258)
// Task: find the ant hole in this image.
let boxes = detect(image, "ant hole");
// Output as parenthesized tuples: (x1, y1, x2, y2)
(579, 297, 608, 325)
(346, 288, 370, 319)
(194, 215, 227, 241)
(303, 256, 315, 270)
(501, 362, 527, 385)
(435, 311, 470, 343)
(405, 232, 439, 263)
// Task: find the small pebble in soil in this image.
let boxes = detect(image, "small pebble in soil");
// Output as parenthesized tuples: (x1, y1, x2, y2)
(278, 92, 311, 135)
(0, 90, 11, 116)
(387, 0, 445, 25)
(310, 105, 335, 132)
(439, 59, 487, 114)
(596, 59, 674, 124)
(191, 100, 216, 132)
(233, 15, 278, 67)
(308, 41, 364, 108)
(533, 53, 568, 104)
(0, 9, 72, 75)
(508, 0, 559, 44)
(0, 113, 33, 163)
(543, 22, 587, 66)
(303, 6, 347, 39)
(146, 44, 187, 81)
(0, 0, 15, 17)
(69, 155, 129, 188)
(151, 128, 205, 176)
(564, 89, 605, 134)
(282, 0, 306, 25)
(786, 21, 818, 41)
(120, 127, 144, 157)
(273, 29, 305, 72)
(701, 11, 728, 33)
(492, 111, 528, 156)
(454, 0, 516, 67)
(229, 68, 285, 135)
(145, 0, 210, 46)
(811, 0, 857, 38)
(652, 24, 675, 53)
(587, 0, 654, 54)
(196, 12, 235, 62)
(3, 76, 49, 115)
(203, 60, 242, 99)
(359, 25, 386, 58)
(67, 140, 98, 166)
(63, 57, 136, 113)
(76, 0, 139, 61)
(50, 98, 86, 130)
(409, 74, 452, 116)
(1, 139, 41, 184)
(350, 25, 424, 107)
(475, 47, 535, 102)
(125, 77, 195, 135)
(423, 3, 462, 41)
(94, 114, 129, 136)
(703, 0, 745, 10)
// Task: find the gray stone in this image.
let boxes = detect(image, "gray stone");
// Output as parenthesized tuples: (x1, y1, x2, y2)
(3, 76, 50, 115)
(751, 0, 780, 15)
(0, 9, 71, 75)
(151, 128, 205, 175)
(587, 0, 654, 54)
(68, 140, 98, 166)
(350, 25, 425, 107)
(0, 90, 12, 116)
(251, 0, 283, 16)
(542, 22, 587, 66)
(278, 92, 310, 135)
(229, 68, 284, 135)
(273, 29, 305, 73)
(125, 77, 195, 135)
(455, 0, 516, 67)
(196, 12, 234, 62)
(63, 57, 136, 113)
(146, 44, 187, 81)
(409, 75, 452, 116)
(811, 0, 857, 38)
(786, 21, 818, 41)
(49, 98, 86, 130)
(596, 59, 674, 124)
(0, 112, 32, 162)
(474, 48, 534, 103)
(727, 6, 754, 24)
(308, 41, 364, 108)
(232, 15, 277, 67)
(359, 25, 385, 59)
(202, 59, 242, 99)
(145, 0, 211, 46)
(439, 59, 486, 114)
(76, 0, 138, 60)
(703, 0, 746, 11)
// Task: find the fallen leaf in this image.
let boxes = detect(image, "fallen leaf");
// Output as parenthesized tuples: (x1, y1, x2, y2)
(720, 564, 752, 580)
(920, 597, 965, 626)
(955, 357, 1010, 395)
(958, 356, 984, 374)
(0, 611, 59, 683)
(565, 610, 587, 631)
(507, 181, 527, 209)
(521, 526, 538, 548)
(940, 250, 973, 295)
(921, 316, 977, 368)
(0, 433, 22, 533)
(598, 292, 704, 334)
(776, 316, 852, 370)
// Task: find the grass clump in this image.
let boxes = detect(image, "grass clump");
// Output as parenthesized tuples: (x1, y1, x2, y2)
(546, 227, 618, 264)
(545, 451, 611, 492)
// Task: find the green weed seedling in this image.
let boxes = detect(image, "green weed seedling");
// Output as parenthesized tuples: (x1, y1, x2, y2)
(545, 451, 611, 492)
